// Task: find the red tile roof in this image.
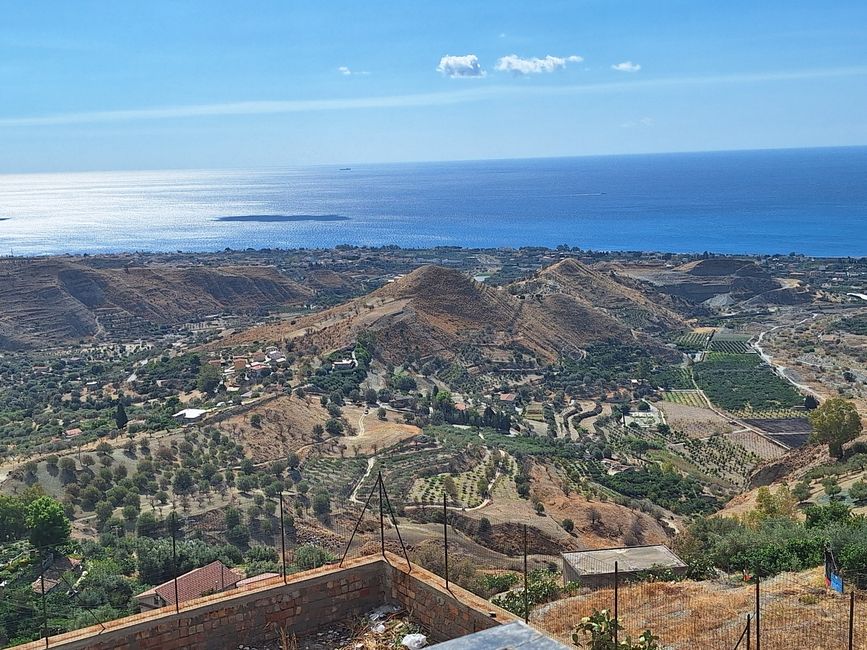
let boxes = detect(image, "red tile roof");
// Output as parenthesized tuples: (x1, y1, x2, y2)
(139, 561, 243, 606)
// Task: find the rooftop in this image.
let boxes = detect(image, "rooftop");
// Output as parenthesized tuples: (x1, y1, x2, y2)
(562, 544, 685, 575)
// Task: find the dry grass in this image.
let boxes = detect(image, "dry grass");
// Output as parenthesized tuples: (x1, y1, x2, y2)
(657, 401, 734, 438)
(532, 567, 863, 650)
(215, 395, 331, 462)
(334, 407, 421, 456)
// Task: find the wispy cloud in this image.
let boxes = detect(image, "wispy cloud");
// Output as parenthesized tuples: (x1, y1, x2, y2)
(612, 61, 641, 72)
(437, 54, 485, 78)
(2, 66, 866, 128)
(621, 117, 654, 128)
(337, 66, 369, 76)
(496, 54, 583, 75)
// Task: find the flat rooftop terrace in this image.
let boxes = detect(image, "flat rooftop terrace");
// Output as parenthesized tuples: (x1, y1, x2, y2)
(10, 553, 549, 650)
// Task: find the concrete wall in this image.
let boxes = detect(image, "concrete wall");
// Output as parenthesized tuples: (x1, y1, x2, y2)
(11, 553, 518, 650)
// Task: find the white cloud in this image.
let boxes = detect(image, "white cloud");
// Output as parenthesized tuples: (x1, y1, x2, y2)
(437, 54, 485, 78)
(337, 66, 369, 76)
(612, 61, 641, 72)
(621, 116, 654, 128)
(496, 54, 583, 75)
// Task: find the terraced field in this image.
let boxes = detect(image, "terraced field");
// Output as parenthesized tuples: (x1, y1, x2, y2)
(408, 451, 499, 507)
(354, 443, 465, 505)
(300, 456, 369, 499)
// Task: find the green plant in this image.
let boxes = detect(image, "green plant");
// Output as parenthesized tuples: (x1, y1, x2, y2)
(572, 609, 658, 650)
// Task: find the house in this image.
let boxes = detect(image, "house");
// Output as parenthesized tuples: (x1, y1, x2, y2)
(561, 545, 686, 587)
(332, 359, 356, 371)
(498, 393, 517, 405)
(30, 556, 82, 594)
(136, 560, 243, 612)
(172, 408, 208, 422)
(233, 357, 248, 371)
(64, 427, 83, 439)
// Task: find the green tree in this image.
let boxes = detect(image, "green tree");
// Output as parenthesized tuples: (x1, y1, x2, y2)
(809, 397, 863, 458)
(26, 496, 71, 550)
(312, 489, 331, 517)
(848, 479, 867, 505)
(173, 468, 194, 494)
(196, 363, 222, 394)
(792, 480, 811, 503)
(294, 544, 335, 570)
(562, 518, 575, 533)
(115, 401, 129, 429)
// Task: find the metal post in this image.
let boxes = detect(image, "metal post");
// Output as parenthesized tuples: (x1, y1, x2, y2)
(614, 561, 619, 646)
(171, 512, 180, 614)
(754, 579, 760, 650)
(340, 475, 378, 567)
(523, 524, 529, 624)
(279, 492, 288, 584)
(746, 613, 751, 650)
(849, 591, 855, 650)
(381, 477, 411, 571)
(40, 565, 48, 648)
(377, 473, 385, 557)
(443, 493, 449, 591)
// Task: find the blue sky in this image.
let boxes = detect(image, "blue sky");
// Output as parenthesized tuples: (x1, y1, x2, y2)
(1, 0, 866, 172)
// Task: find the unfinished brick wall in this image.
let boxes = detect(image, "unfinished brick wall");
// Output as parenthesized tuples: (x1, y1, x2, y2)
(11, 553, 518, 650)
(385, 556, 518, 642)
(12, 556, 386, 650)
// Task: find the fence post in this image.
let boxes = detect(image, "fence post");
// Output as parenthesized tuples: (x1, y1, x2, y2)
(754, 579, 760, 650)
(279, 492, 287, 584)
(40, 561, 48, 648)
(377, 473, 385, 557)
(849, 591, 855, 650)
(523, 524, 529, 624)
(614, 561, 619, 647)
(171, 512, 180, 614)
(443, 493, 449, 591)
(746, 613, 751, 650)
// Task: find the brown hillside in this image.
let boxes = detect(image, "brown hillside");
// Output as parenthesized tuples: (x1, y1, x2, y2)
(0, 258, 310, 348)
(534, 258, 685, 332)
(227, 264, 681, 364)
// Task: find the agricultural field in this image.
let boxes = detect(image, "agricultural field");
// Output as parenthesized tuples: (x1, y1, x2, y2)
(408, 451, 501, 507)
(708, 339, 753, 354)
(708, 329, 754, 354)
(675, 330, 713, 352)
(726, 429, 788, 460)
(299, 456, 368, 499)
(661, 390, 708, 408)
(656, 400, 733, 438)
(652, 366, 693, 390)
(665, 431, 761, 487)
(693, 353, 803, 412)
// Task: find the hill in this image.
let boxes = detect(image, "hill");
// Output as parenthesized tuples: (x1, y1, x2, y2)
(227, 263, 683, 365)
(0, 258, 310, 349)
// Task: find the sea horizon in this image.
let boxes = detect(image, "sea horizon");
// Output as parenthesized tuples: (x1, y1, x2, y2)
(1, 145, 866, 258)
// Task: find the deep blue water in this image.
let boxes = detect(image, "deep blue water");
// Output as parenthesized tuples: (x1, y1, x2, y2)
(0, 146, 865, 256)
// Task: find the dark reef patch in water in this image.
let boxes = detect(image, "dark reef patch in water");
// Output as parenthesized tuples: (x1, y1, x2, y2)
(216, 214, 349, 223)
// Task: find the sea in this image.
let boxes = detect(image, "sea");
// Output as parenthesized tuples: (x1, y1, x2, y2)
(1, 146, 866, 257)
